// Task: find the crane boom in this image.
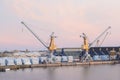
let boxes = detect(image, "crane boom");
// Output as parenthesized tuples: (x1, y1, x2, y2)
(21, 21, 48, 49)
(99, 32, 109, 47)
(89, 26, 111, 47)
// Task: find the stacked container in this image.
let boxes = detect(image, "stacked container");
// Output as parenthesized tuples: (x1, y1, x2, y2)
(21, 57, 31, 65)
(14, 58, 22, 65)
(0, 57, 6, 66)
(30, 57, 39, 64)
(61, 56, 68, 62)
(100, 55, 109, 61)
(6, 57, 15, 66)
(40, 57, 47, 63)
(92, 55, 101, 61)
(55, 56, 61, 63)
(68, 56, 74, 62)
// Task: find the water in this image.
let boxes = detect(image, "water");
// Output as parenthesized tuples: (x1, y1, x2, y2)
(0, 64, 120, 80)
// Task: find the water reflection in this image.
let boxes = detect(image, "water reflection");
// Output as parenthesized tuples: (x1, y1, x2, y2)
(0, 64, 120, 80)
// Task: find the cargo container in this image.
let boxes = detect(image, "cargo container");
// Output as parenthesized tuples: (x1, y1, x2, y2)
(61, 56, 68, 62)
(30, 57, 39, 64)
(14, 58, 22, 65)
(21, 58, 31, 65)
(0, 57, 6, 66)
(6, 57, 15, 66)
(68, 56, 74, 62)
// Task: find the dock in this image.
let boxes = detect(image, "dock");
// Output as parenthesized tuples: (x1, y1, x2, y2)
(0, 60, 120, 71)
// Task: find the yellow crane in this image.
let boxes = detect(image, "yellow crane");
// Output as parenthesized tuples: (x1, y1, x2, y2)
(21, 21, 57, 63)
(48, 32, 57, 52)
(80, 26, 111, 62)
(21, 21, 57, 52)
(80, 33, 92, 62)
(80, 33, 89, 52)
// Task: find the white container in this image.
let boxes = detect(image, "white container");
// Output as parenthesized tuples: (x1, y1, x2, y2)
(100, 55, 109, 61)
(61, 56, 68, 62)
(30, 57, 39, 64)
(93, 55, 101, 61)
(40, 57, 47, 63)
(55, 56, 61, 63)
(68, 56, 73, 62)
(0, 57, 6, 66)
(14, 58, 22, 65)
(6, 57, 15, 66)
(21, 58, 31, 65)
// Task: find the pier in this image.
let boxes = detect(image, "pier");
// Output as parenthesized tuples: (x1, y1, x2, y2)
(0, 60, 120, 72)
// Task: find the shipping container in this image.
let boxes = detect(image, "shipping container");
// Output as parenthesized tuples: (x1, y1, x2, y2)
(55, 56, 61, 63)
(6, 57, 15, 66)
(40, 57, 47, 63)
(61, 56, 68, 62)
(14, 58, 22, 65)
(0, 57, 6, 66)
(30, 57, 39, 64)
(100, 55, 109, 61)
(68, 56, 74, 62)
(92, 55, 101, 61)
(21, 58, 31, 65)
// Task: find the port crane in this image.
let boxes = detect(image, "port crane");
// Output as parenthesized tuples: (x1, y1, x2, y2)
(80, 33, 93, 62)
(21, 21, 57, 62)
(80, 26, 111, 62)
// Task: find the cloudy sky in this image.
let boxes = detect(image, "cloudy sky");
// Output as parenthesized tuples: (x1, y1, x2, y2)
(0, 0, 120, 51)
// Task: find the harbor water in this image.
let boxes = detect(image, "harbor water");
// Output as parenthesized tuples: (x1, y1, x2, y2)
(0, 64, 120, 80)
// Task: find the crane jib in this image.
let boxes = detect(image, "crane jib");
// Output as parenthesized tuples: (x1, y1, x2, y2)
(21, 21, 48, 49)
(89, 26, 111, 47)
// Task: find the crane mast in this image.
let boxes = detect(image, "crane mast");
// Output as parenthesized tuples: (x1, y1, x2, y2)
(48, 32, 57, 52)
(80, 33, 89, 52)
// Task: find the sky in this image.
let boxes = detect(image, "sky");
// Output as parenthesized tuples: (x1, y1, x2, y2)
(0, 0, 120, 51)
